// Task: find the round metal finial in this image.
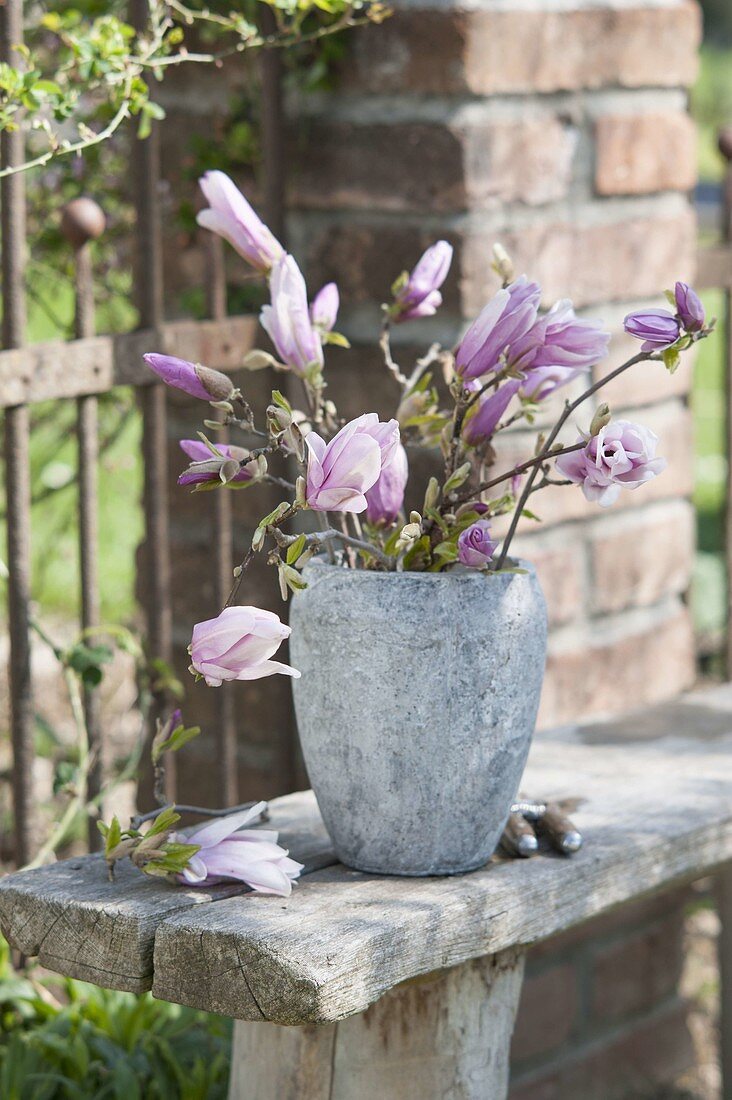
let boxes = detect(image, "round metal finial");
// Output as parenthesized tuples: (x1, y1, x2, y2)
(718, 127, 732, 163)
(60, 197, 106, 250)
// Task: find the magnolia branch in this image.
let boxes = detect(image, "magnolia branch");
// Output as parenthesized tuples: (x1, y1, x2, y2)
(274, 527, 396, 570)
(495, 349, 654, 568)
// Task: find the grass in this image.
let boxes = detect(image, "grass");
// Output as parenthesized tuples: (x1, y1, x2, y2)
(0, 274, 142, 624)
(691, 291, 727, 641)
(693, 45, 732, 184)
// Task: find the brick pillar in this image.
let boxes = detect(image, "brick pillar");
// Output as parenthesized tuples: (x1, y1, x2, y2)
(286, 5, 702, 1092)
(288, 0, 702, 729)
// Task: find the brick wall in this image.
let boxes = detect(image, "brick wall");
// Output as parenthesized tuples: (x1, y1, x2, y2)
(509, 887, 695, 1098)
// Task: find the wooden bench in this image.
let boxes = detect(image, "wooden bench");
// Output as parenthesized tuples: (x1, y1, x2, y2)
(2, 683, 732, 1099)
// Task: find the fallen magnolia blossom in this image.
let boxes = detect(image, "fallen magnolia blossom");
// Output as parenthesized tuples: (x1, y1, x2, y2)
(173, 802, 303, 896)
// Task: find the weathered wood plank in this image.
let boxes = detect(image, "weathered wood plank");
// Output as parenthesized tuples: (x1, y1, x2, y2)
(227, 950, 525, 1100)
(0, 791, 332, 991)
(151, 686, 732, 1022)
(0, 315, 257, 408)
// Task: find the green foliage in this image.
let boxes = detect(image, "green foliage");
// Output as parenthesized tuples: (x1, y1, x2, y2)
(3, 0, 388, 178)
(0, 936, 231, 1099)
(692, 46, 732, 184)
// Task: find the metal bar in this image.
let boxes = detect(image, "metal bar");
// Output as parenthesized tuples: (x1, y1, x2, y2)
(1, 0, 33, 867)
(62, 199, 106, 850)
(720, 129, 732, 683)
(206, 234, 238, 806)
(720, 865, 732, 1100)
(260, 8, 286, 243)
(131, 0, 175, 801)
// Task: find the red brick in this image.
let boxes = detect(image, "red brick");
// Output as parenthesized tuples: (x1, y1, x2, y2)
(592, 324, 694, 409)
(590, 501, 695, 614)
(342, 5, 701, 96)
(512, 532, 587, 629)
(511, 964, 579, 1065)
(595, 111, 697, 195)
(295, 207, 697, 315)
(527, 886, 692, 963)
(509, 998, 694, 1100)
(465, 207, 697, 314)
(291, 114, 576, 213)
(590, 912, 685, 1023)
(537, 602, 695, 728)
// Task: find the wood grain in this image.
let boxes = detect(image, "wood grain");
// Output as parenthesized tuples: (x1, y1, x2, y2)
(0, 791, 332, 992)
(0, 316, 258, 408)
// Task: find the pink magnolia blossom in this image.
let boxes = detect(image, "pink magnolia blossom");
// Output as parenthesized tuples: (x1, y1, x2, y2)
(457, 517, 497, 567)
(457, 520, 498, 568)
(365, 443, 409, 525)
(260, 255, 324, 377)
(464, 379, 521, 445)
(521, 301, 610, 399)
(674, 281, 705, 333)
(174, 802, 303, 896)
(393, 240, 453, 322)
(623, 308, 680, 351)
(555, 419, 667, 507)
(456, 276, 542, 381)
(144, 353, 233, 402)
(189, 606, 300, 687)
(310, 283, 339, 333)
(196, 171, 284, 274)
(178, 439, 254, 488)
(305, 413, 400, 513)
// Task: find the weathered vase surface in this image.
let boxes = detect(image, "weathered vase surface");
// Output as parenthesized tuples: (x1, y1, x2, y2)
(290, 559, 547, 876)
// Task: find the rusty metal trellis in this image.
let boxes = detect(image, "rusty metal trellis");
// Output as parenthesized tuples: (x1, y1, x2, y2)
(1, 0, 33, 868)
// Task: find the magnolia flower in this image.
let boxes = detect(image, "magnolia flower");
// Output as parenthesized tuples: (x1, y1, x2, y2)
(674, 281, 705, 333)
(365, 443, 409, 525)
(623, 308, 680, 351)
(393, 240, 453, 322)
(310, 283, 339, 333)
(260, 256, 324, 377)
(189, 606, 300, 687)
(196, 170, 284, 274)
(456, 276, 542, 381)
(177, 439, 256, 488)
(175, 802, 303, 896)
(144, 353, 234, 402)
(463, 379, 520, 445)
(521, 301, 610, 400)
(305, 413, 400, 513)
(555, 419, 667, 507)
(458, 520, 498, 568)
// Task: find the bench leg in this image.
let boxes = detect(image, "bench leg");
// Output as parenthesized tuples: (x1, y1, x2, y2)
(721, 864, 732, 1100)
(228, 948, 526, 1100)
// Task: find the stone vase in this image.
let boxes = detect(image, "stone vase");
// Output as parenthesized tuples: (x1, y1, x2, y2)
(289, 559, 547, 876)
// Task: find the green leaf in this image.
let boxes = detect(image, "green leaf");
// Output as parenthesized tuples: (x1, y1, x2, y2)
(152, 724, 201, 763)
(145, 807, 181, 838)
(662, 346, 681, 374)
(286, 533, 307, 565)
(104, 816, 122, 859)
(323, 331, 351, 348)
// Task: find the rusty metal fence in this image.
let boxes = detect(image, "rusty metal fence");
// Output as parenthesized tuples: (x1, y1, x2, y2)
(0, 0, 284, 865)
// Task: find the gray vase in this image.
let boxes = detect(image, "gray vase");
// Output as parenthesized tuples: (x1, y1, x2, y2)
(289, 559, 547, 876)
